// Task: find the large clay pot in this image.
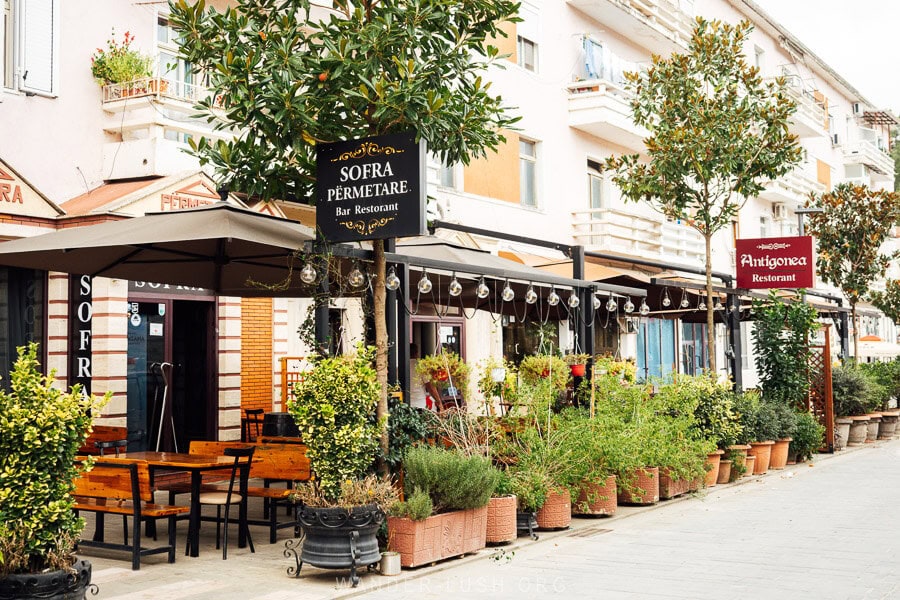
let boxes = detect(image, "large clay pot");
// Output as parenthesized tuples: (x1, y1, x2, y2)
(865, 414, 882, 442)
(486, 495, 517, 544)
(768, 438, 791, 470)
(727, 445, 750, 482)
(716, 460, 732, 484)
(289, 503, 384, 587)
(535, 488, 571, 530)
(0, 559, 93, 600)
(574, 475, 617, 517)
(878, 411, 899, 439)
(834, 418, 852, 450)
(388, 507, 488, 568)
(748, 441, 775, 474)
(742, 455, 756, 478)
(617, 467, 659, 505)
(704, 450, 724, 487)
(847, 416, 869, 446)
(659, 468, 691, 500)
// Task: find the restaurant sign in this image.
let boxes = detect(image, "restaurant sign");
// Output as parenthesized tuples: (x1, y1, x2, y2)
(736, 236, 814, 289)
(315, 131, 426, 243)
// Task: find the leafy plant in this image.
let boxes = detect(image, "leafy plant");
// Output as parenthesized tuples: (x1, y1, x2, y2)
(288, 345, 380, 502)
(402, 446, 500, 514)
(563, 353, 590, 366)
(684, 374, 743, 449)
(415, 351, 471, 404)
(593, 355, 637, 383)
(518, 354, 568, 391)
(292, 474, 399, 511)
(831, 363, 881, 417)
(604, 17, 802, 372)
(388, 487, 432, 521)
(869, 279, 900, 326)
(383, 396, 435, 472)
(858, 360, 900, 410)
(789, 410, 824, 462)
(0, 344, 108, 576)
(90, 30, 153, 85)
(733, 390, 781, 443)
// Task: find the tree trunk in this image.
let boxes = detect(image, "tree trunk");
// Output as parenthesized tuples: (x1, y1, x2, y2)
(705, 233, 717, 374)
(851, 303, 858, 362)
(373, 239, 389, 475)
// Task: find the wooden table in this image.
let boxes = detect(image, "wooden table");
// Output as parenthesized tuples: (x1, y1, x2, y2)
(123, 451, 244, 558)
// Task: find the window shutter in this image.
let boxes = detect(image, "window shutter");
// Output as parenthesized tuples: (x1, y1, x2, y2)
(21, 0, 56, 95)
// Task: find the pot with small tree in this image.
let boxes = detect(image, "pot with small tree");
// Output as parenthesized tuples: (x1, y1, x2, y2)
(788, 410, 825, 464)
(832, 364, 880, 446)
(286, 346, 399, 588)
(688, 374, 743, 486)
(0, 344, 108, 600)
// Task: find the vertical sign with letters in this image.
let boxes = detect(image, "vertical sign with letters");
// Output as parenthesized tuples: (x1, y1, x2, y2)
(69, 275, 92, 396)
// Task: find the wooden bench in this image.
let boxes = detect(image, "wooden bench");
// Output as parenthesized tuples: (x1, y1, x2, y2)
(73, 458, 190, 570)
(78, 425, 128, 455)
(161, 440, 312, 543)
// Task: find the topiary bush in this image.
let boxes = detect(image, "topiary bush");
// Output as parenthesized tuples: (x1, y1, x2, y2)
(402, 445, 500, 514)
(832, 364, 881, 417)
(0, 343, 107, 576)
(789, 410, 825, 461)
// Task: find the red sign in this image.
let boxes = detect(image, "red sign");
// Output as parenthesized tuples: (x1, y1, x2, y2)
(736, 236, 814, 289)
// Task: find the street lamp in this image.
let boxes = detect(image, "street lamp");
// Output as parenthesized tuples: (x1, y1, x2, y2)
(794, 207, 824, 236)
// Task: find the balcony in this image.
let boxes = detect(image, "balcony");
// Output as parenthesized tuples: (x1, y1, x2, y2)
(843, 139, 894, 182)
(567, 79, 648, 152)
(773, 75, 829, 138)
(567, 0, 693, 54)
(572, 207, 705, 265)
(758, 165, 826, 207)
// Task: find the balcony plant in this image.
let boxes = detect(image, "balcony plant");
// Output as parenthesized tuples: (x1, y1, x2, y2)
(90, 30, 154, 89)
(286, 345, 395, 587)
(0, 343, 107, 600)
(415, 351, 470, 410)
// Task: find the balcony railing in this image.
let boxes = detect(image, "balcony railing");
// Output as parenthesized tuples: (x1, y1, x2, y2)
(567, 79, 647, 152)
(101, 77, 211, 105)
(773, 75, 829, 138)
(572, 207, 705, 265)
(844, 139, 894, 180)
(760, 166, 826, 206)
(567, 0, 693, 54)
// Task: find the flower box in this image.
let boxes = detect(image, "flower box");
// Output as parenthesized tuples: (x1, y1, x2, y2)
(388, 506, 487, 568)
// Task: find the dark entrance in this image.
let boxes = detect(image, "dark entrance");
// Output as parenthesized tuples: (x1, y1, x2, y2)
(126, 295, 216, 451)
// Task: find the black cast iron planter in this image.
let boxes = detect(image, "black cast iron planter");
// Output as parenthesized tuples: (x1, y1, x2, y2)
(516, 510, 539, 540)
(284, 503, 384, 587)
(0, 559, 97, 600)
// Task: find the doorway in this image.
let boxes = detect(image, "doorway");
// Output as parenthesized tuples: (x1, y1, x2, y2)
(126, 297, 216, 451)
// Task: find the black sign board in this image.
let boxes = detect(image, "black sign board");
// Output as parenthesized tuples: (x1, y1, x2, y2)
(68, 275, 92, 396)
(316, 131, 426, 242)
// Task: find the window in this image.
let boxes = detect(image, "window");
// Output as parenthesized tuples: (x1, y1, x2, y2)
(759, 216, 768, 237)
(157, 16, 194, 99)
(754, 46, 765, 71)
(2, 0, 58, 95)
(438, 161, 456, 189)
(588, 160, 603, 209)
(517, 35, 536, 72)
(519, 139, 537, 207)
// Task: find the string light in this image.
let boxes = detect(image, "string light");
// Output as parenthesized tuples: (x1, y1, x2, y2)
(385, 267, 400, 291)
(299, 263, 317, 285)
(698, 298, 707, 311)
(547, 289, 560, 306)
(525, 285, 538, 304)
(680, 291, 690, 309)
(501, 281, 515, 302)
(606, 297, 618, 311)
(592, 294, 602, 311)
(639, 299, 650, 316)
(347, 264, 366, 289)
(714, 297, 724, 311)
(417, 272, 433, 294)
(448, 275, 463, 297)
(475, 278, 490, 299)
(567, 292, 580, 308)
(662, 288, 671, 307)
(624, 297, 635, 313)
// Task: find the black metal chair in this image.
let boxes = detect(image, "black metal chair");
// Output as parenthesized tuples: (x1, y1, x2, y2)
(242, 408, 264, 442)
(95, 439, 130, 543)
(196, 446, 256, 559)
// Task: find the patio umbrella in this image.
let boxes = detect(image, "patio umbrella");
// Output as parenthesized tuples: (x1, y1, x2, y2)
(0, 204, 316, 296)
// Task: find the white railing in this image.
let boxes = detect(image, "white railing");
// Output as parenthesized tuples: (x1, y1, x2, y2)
(844, 139, 894, 176)
(572, 207, 705, 264)
(101, 77, 212, 105)
(764, 167, 826, 203)
(624, 0, 693, 45)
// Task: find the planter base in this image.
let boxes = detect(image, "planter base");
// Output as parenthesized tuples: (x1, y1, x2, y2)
(0, 559, 95, 600)
(516, 511, 539, 540)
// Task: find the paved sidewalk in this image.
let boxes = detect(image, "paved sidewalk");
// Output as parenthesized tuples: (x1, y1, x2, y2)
(85, 441, 899, 599)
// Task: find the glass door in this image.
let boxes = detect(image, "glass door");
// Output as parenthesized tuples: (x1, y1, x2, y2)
(126, 301, 168, 451)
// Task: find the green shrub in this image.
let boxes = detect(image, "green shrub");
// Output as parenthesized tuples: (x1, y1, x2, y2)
(402, 446, 500, 514)
(832, 364, 880, 416)
(505, 469, 549, 513)
(733, 390, 782, 442)
(384, 397, 435, 472)
(789, 410, 825, 461)
(0, 344, 107, 576)
(389, 487, 433, 521)
(679, 373, 743, 449)
(858, 361, 896, 410)
(518, 354, 569, 391)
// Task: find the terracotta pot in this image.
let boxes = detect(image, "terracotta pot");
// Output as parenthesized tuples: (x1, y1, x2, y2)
(742, 455, 756, 477)
(388, 506, 488, 568)
(570, 364, 586, 377)
(748, 441, 774, 474)
(834, 418, 852, 450)
(865, 414, 882, 442)
(878, 411, 899, 439)
(768, 438, 791, 470)
(704, 450, 724, 487)
(486, 495, 517, 544)
(574, 475, 617, 517)
(659, 468, 691, 500)
(535, 488, 571, 530)
(617, 467, 659, 505)
(716, 460, 732, 484)
(847, 416, 869, 446)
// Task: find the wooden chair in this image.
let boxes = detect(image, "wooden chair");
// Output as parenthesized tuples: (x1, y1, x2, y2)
(196, 446, 256, 559)
(242, 409, 264, 442)
(95, 438, 130, 544)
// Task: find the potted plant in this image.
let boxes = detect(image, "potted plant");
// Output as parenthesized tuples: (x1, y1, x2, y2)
(563, 353, 590, 377)
(476, 356, 514, 416)
(832, 364, 879, 446)
(415, 351, 470, 410)
(387, 445, 500, 567)
(486, 472, 518, 544)
(766, 400, 798, 470)
(90, 30, 154, 94)
(518, 354, 569, 391)
(788, 409, 825, 463)
(286, 345, 398, 587)
(688, 374, 743, 486)
(0, 344, 107, 600)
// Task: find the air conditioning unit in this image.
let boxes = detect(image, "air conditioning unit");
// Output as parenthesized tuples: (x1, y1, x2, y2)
(772, 202, 788, 221)
(832, 133, 841, 146)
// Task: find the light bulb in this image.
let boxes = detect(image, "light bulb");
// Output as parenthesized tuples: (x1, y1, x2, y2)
(476, 278, 490, 299)
(680, 296, 690, 309)
(525, 286, 538, 304)
(593, 295, 602, 311)
(448, 278, 463, 297)
(547, 290, 560, 306)
(699, 300, 707, 311)
(639, 300, 650, 316)
(714, 298, 724, 310)
(606, 298, 618, 311)
(568, 293, 580, 308)
(662, 291, 671, 307)
(385, 267, 400, 291)
(624, 298, 635, 313)
(417, 274, 433, 294)
(348, 266, 366, 289)
(299, 263, 317, 284)
(501, 283, 515, 302)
